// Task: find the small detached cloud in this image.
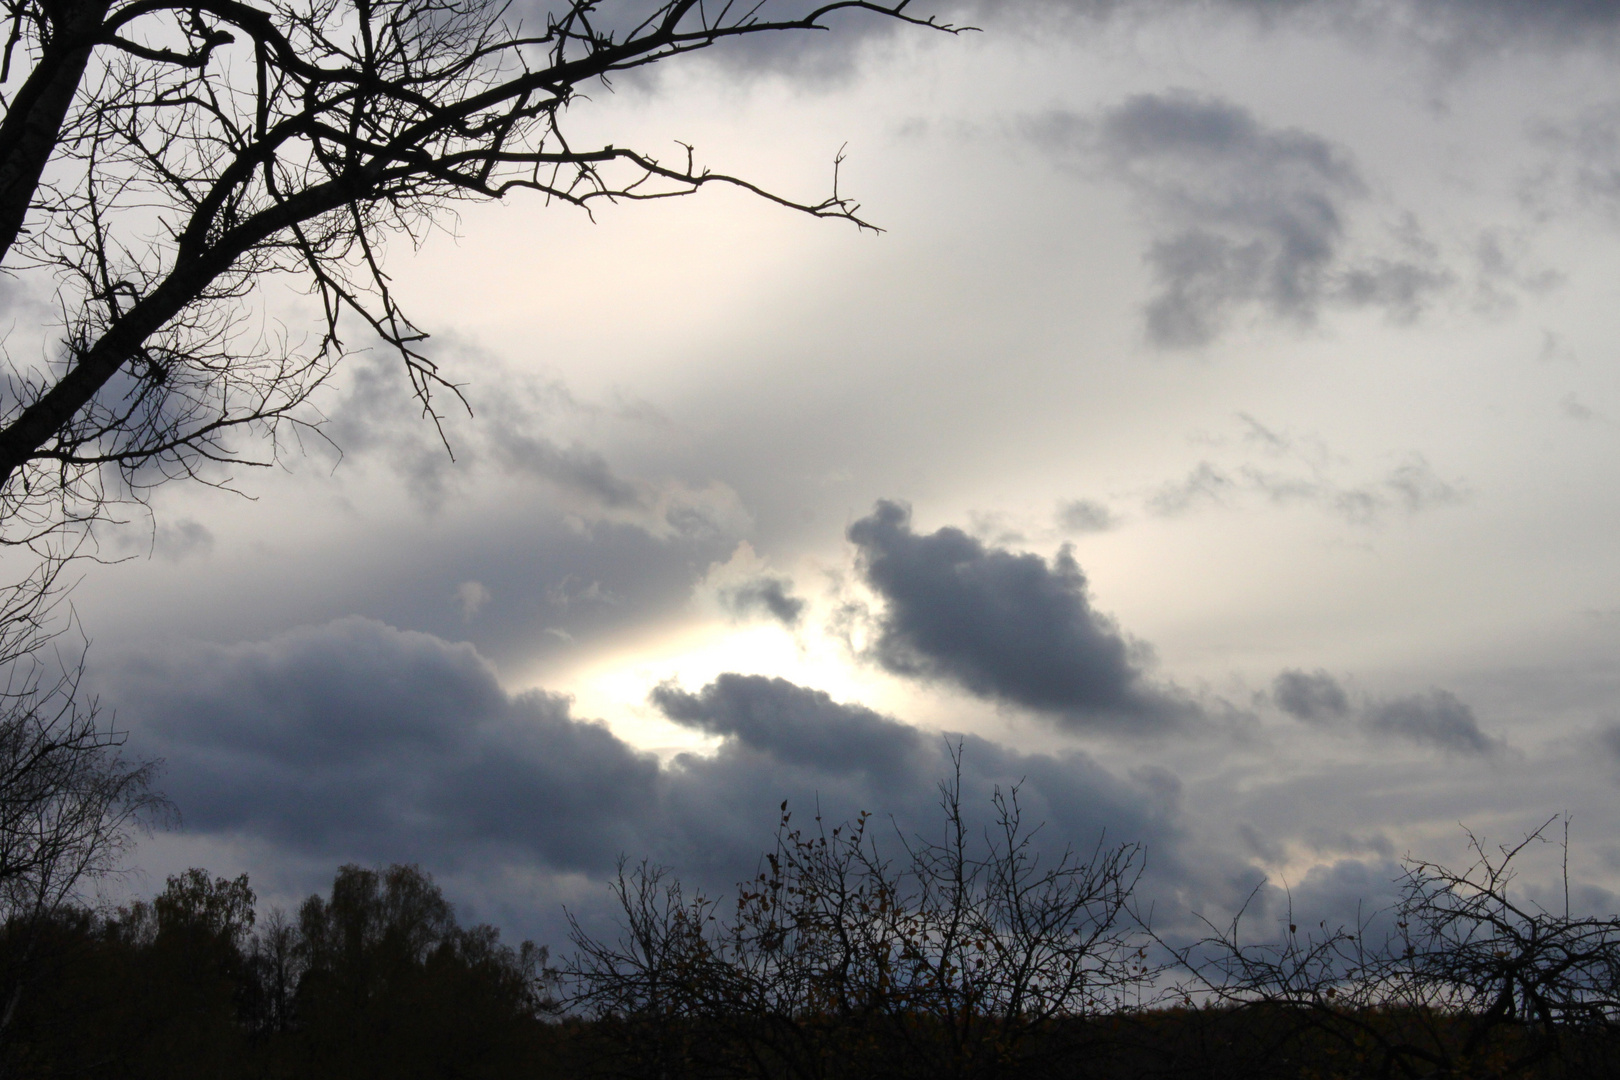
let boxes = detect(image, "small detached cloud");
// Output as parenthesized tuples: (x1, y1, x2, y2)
(847, 500, 1185, 732)
(1272, 669, 1504, 757)
(1030, 91, 1448, 347)
(1366, 691, 1504, 757)
(721, 578, 806, 627)
(700, 542, 808, 627)
(1056, 498, 1119, 533)
(454, 581, 491, 622)
(1273, 668, 1351, 723)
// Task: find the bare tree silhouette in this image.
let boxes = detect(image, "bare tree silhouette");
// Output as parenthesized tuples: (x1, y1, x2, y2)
(0, 0, 961, 542)
(567, 748, 1152, 1080)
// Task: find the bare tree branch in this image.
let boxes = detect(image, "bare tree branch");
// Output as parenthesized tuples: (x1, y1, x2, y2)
(0, 0, 966, 544)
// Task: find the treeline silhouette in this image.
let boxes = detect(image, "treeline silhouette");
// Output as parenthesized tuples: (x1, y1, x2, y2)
(4, 778, 1620, 1078)
(0, 863, 556, 1079)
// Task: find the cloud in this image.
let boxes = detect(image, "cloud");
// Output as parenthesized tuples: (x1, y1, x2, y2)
(1273, 669, 1351, 723)
(1272, 670, 1502, 757)
(700, 542, 808, 627)
(1471, 230, 1564, 313)
(1381, 457, 1468, 514)
(1148, 463, 1238, 515)
(1145, 424, 1467, 526)
(1561, 392, 1601, 424)
(120, 618, 660, 870)
(720, 577, 807, 626)
(846, 500, 1182, 730)
(114, 619, 1188, 931)
(1034, 92, 1448, 347)
(1366, 690, 1503, 757)
(485, 429, 645, 510)
(1094, 91, 1360, 345)
(1379, 0, 1620, 55)
(1521, 100, 1620, 238)
(972, 0, 1620, 56)
(497, 0, 966, 88)
(454, 581, 491, 621)
(653, 674, 924, 781)
(110, 518, 215, 561)
(529, 0, 1620, 75)
(1056, 498, 1119, 533)
(320, 351, 747, 540)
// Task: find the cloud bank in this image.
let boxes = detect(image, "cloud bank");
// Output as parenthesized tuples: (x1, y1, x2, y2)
(117, 618, 1186, 922)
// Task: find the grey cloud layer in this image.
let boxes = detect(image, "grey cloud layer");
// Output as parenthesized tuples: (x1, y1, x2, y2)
(116, 619, 1183, 905)
(322, 352, 744, 540)
(847, 501, 1182, 730)
(1034, 92, 1448, 347)
(499, 0, 1620, 98)
(966, 0, 1620, 52)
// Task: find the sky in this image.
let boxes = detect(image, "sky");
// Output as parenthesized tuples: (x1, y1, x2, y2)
(47, 0, 1620, 943)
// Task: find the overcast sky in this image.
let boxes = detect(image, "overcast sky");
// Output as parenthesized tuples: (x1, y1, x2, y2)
(57, 0, 1620, 942)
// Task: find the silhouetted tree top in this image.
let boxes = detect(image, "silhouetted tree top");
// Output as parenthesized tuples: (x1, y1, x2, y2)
(0, 0, 962, 543)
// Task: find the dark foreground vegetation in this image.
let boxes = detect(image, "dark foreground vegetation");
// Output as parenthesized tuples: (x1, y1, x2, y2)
(3, 774, 1620, 1079)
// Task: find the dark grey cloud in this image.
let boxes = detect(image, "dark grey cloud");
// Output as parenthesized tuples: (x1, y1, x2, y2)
(847, 500, 1182, 730)
(1366, 690, 1503, 757)
(1035, 92, 1448, 347)
(1056, 498, 1118, 533)
(1597, 723, 1620, 762)
(1095, 91, 1359, 346)
(653, 674, 923, 781)
(119, 617, 659, 869)
(1273, 669, 1350, 723)
(1371, 0, 1620, 55)
(1272, 670, 1501, 758)
(967, 0, 1620, 56)
(114, 618, 1186, 932)
(1283, 855, 1407, 936)
(591, 0, 1620, 54)
(719, 576, 806, 626)
(253, 507, 734, 674)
